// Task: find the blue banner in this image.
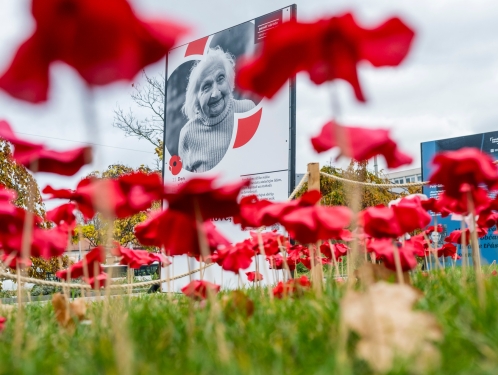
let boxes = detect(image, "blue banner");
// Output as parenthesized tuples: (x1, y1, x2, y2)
(421, 131, 498, 264)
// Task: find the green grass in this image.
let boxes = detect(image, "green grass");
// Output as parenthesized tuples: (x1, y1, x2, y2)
(1, 267, 498, 374)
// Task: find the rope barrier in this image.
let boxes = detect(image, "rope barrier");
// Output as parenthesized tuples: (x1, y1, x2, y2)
(1, 168, 424, 290)
(319, 171, 429, 188)
(0, 174, 311, 289)
(288, 173, 309, 200)
(0, 264, 213, 290)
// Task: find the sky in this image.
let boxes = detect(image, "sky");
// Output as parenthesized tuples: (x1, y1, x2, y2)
(1, 0, 498, 203)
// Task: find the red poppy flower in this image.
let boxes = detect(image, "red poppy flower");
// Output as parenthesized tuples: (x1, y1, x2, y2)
(477, 210, 498, 229)
(0, 121, 92, 175)
(255, 191, 321, 228)
(0, 0, 188, 103)
(163, 177, 250, 220)
(249, 230, 286, 256)
(46, 203, 77, 228)
(405, 238, 426, 257)
(1, 224, 68, 260)
(168, 155, 182, 176)
(56, 247, 105, 280)
(320, 242, 349, 260)
(135, 209, 230, 257)
(1, 254, 32, 269)
(0, 317, 6, 332)
(359, 205, 402, 238)
(43, 171, 162, 219)
(429, 148, 498, 198)
(280, 205, 352, 244)
(233, 195, 273, 229)
(424, 224, 443, 235)
(438, 243, 457, 258)
(110, 245, 170, 269)
(391, 196, 432, 234)
(86, 273, 108, 289)
(236, 13, 414, 102)
(287, 244, 308, 262)
(435, 188, 490, 216)
(299, 255, 330, 270)
(421, 198, 452, 218)
(444, 227, 487, 244)
(220, 241, 255, 274)
(267, 254, 284, 269)
(311, 121, 412, 169)
(246, 271, 263, 282)
(366, 238, 417, 271)
(273, 276, 311, 299)
(0, 185, 17, 203)
(181, 280, 220, 300)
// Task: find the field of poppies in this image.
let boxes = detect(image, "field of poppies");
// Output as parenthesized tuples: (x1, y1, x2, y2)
(0, 268, 496, 375)
(1, 1, 498, 374)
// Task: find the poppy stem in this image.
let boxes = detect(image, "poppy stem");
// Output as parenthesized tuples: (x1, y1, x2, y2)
(467, 192, 485, 307)
(329, 240, 341, 280)
(256, 231, 273, 300)
(460, 218, 468, 284)
(276, 237, 292, 282)
(193, 199, 210, 281)
(392, 242, 404, 285)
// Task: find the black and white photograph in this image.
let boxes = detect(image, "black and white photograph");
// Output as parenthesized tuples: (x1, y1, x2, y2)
(165, 21, 262, 173)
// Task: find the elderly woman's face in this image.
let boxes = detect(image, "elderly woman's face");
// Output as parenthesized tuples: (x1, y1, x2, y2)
(430, 231, 440, 243)
(197, 60, 231, 118)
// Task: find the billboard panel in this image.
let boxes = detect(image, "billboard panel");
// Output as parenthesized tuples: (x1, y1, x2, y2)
(421, 131, 498, 264)
(161, 6, 296, 290)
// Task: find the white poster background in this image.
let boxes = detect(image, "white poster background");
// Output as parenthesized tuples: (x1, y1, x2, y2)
(162, 7, 293, 291)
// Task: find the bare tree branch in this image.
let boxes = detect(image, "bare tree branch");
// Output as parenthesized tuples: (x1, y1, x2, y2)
(113, 71, 165, 151)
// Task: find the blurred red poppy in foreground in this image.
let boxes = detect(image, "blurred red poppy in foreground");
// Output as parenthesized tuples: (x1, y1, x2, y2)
(43, 171, 163, 219)
(234, 192, 323, 232)
(1, 224, 68, 261)
(359, 206, 401, 238)
(135, 210, 230, 257)
(320, 242, 349, 261)
(391, 196, 431, 233)
(246, 271, 263, 282)
(0, 0, 188, 103)
(46, 203, 77, 228)
(217, 241, 255, 274)
(0, 317, 6, 332)
(438, 243, 457, 258)
(444, 227, 487, 244)
(249, 231, 287, 256)
(366, 239, 417, 271)
(0, 120, 92, 175)
(56, 247, 105, 280)
(110, 245, 170, 269)
(311, 121, 412, 169)
(233, 195, 273, 229)
(280, 205, 352, 243)
(237, 13, 414, 102)
(181, 280, 220, 300)
(164, 177, 250, 220)
(421, 198, 452, 218)
(273, 276, 311, 299)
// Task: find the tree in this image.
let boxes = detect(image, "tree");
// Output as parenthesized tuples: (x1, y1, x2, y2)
(0, 141, 44, 216)
(28, 256, 72, 280)
(73, 164, 160, 248)
(0, 142, 75, 280)
(296, 161, 421, 209)
(113, 73, 165, 163)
